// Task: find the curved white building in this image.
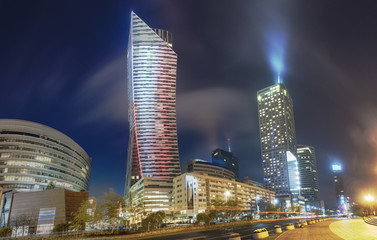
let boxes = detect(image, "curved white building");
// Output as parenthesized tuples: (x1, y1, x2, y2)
(0, 119, 91, 192)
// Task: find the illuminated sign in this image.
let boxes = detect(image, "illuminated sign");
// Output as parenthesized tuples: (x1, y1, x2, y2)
(37, 207, 56, 235)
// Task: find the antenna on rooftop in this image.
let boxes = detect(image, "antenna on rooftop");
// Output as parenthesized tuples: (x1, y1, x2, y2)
(227, 137, 231, 152)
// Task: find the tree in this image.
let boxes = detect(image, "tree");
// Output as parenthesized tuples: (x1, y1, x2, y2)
(264, 202, 279, 219)
(10, 214, 32, 237)
(52, 222, 70, 233)
(141, 211, 166, 231)
(295, 205, 302, 215)
(71, 200, 93, 230)
(46, 181, 56, 189)
(241, 214, 253, 221)
(207, 210, 218, 222)
(101, 189, 124, 229)
(196, 213, 210, 224)
(224, 200, 241, 221)
(0, 227, 12, 237)
(127, 201, 145, 229)
(265, 203, 279, 212)
(311, 209, 322, 216)
(289, 205, 296, 215)
(351, 204, 366, 217)
(209, 199, 225, 221)
(92, 200, 105, 230)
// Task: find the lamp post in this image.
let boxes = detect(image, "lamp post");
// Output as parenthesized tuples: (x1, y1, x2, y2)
(256, 195, 260, 219)
(365, 194, 374, 216)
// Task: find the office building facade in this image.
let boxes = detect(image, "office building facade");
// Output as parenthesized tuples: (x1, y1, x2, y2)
(182, 159, 235, 180)
(124, 12, 181, 211)
(332, 164, 346, 212)
(0, 119, 91, 192)
(297, 145, 320, 202)
(257, 83, 300, 202)
(173, 172, 275, 219)
(211, 149, 239, 180)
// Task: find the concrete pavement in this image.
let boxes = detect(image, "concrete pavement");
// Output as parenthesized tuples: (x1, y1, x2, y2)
(329, 219, 377, 240)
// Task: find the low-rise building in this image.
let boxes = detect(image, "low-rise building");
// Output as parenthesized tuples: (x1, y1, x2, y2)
(242, 176, 263, 188)
(0, 188, 88, 236)
(173, 172, 275, 219)
(128, 177, 173, 216)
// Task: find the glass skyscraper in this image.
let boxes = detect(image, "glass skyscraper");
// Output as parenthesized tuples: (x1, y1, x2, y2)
(332, 164, 346, 211)
(297, 145, 320, 202)
(257, 83, 300, 200)
(211, 149, 239, 180)
(124, 12, 181, 201)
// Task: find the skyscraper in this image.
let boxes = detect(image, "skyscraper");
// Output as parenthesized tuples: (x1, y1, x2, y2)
(297, 145, 320, 202)
(332, 164, 346, 212)
(257, 83, 300, 202)
(124, 12, 181, 204)
(211, 149, 239, 180)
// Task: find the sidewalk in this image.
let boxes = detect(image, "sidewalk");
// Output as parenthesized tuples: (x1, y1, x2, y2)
(329, 219, 377, 240)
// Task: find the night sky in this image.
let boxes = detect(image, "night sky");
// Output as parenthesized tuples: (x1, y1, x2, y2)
(2, 0, 377, 209)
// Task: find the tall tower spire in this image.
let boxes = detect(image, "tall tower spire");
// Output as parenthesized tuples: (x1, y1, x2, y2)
(227, 137, 231, 152)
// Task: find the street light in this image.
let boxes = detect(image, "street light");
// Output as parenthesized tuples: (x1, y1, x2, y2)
(225, 190, 231, 202)
(256, 195, 260, 215)
(365, 194, 374, 216)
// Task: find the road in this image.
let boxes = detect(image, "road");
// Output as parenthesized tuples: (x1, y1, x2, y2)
(78, 218, 377, 240)
(140, 219, 308, 240)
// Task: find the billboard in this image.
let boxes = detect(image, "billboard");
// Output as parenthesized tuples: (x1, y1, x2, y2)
(36, 207, 56, 235)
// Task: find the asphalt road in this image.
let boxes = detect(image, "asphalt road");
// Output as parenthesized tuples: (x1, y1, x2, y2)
(141, 219, 308, 240)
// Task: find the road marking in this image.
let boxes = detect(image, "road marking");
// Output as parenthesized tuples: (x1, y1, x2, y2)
(274, 231, 288, 239)
(180, 236, 207, 240)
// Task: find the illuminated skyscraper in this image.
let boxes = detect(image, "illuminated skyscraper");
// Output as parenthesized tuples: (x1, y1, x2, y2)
(124, 12, 181, 206)
(257, 83, 300, 201)
(297, 145, 320, 202)
(332, 164, 346, 211)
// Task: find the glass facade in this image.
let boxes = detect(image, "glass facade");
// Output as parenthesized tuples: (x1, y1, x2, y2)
(297, 145, 320, 202)
(332, 164, 345, 209)
(211, 149, 239, 180)
(0, 119, 91, 192)
(257, 83, 297, 197)
(124, 12, 181, 199)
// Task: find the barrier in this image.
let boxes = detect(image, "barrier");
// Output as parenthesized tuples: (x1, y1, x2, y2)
(285, 223, 295, 230)
(252, 228, 269, 239)
(274, 225, 282, 233)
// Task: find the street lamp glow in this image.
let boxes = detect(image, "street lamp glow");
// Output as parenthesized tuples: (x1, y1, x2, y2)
(225, 190, 231, 202)
(365, 194, 374, 202)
